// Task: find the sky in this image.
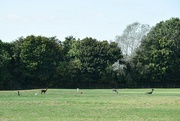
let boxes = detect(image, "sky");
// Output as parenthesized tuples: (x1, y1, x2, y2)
(0, 0, 180, 42)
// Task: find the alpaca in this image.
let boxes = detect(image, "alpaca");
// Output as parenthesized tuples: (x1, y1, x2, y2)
(77, 88, 79, 93)
(41, 88, 48, 94)
(112, 88, 118, 93)
(146, 89, 154, 94)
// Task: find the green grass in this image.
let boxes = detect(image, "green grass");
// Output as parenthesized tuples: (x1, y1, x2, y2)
(0, 89, 180, 121)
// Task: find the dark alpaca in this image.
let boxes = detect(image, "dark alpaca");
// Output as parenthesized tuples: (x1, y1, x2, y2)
(18, 91, 20, 96)
(146, 89, 154, 94)
(41, 88, 48, 94)
(112, 89, 118, 93)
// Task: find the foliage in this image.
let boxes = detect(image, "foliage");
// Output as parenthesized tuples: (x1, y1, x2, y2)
(62, 37, 123, 88)
(19, 35, 63, 88)
(115, 22, 150, 58)
(0, 18, 180, 89)
(78, 38, 122, 87)
(0, 35, 124, 89)
(134, 18, 180, 85)
(0, 41, 12, 89)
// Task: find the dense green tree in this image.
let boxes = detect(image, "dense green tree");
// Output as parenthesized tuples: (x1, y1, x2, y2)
(55, 37, 80, 88)
(19, 35, 63, 88)
(134, 18, 180, 87)
(0, 40, 12, 89)
(62, 36, 76, 60)
(73, 37, 123, 88)
(1, 18, 179, 89)
(9, 37, 26, 89)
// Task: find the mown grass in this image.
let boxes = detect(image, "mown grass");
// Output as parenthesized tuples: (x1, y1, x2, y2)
(0, 89, 180, 121)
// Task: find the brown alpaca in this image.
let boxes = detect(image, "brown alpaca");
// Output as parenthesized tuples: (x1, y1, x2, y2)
(18, 91, 20, 96)
(41, 88, 48, 94)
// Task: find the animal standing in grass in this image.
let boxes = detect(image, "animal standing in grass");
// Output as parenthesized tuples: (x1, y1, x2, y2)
(146, 89, 154, 94)
(77, 88, 79, 93)
(18, 91, 20, 96)
(41, 88, 48, 94)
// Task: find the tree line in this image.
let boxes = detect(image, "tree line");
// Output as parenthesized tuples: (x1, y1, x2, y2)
(0, 18, 179, 89)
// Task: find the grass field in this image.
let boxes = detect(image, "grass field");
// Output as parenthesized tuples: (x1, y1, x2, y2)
(0, 89, 180, 121)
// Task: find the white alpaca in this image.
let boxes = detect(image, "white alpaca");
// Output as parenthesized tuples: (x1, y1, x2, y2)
(77, 88, 79, 92)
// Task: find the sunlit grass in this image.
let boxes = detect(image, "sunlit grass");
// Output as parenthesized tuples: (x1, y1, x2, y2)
(0, 89, 180, 121)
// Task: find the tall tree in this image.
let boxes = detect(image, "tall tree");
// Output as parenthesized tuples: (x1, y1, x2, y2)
(76, 37, 123, 88)
(10, 37, 26, 89)
(134, 18, 180, 86)
(0, 40, 12, 89)
(20, 35, 62, 88)
(115, 22, 150, 58)
(57, 39, 81, 88)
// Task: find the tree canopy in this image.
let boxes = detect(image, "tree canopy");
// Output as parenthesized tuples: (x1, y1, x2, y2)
(0, 36, 123, 89)
(0, 18, 179, 89)
(115, 22, 150, 58)
(133, 18, 180, 87)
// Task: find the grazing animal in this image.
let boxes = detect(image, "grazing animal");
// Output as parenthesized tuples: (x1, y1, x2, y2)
(112, 89, 118, 93)
(146, 88, 154, 94)
(41, 88, 48, 94)
(18, 91, 20, 96)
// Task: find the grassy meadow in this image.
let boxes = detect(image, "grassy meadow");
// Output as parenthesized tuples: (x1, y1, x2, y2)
(0, 88, 180, 121)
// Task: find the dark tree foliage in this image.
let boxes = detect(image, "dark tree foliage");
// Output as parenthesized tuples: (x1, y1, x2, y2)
(76, 38, 123, 88)
(133, 18, 180, 87)
(19, 35, 63, 88)
(0, 40, 12, 89)
(0, 35, 124, 89)
(59, 37, 123, 88)
(0, 18, 179, 89)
